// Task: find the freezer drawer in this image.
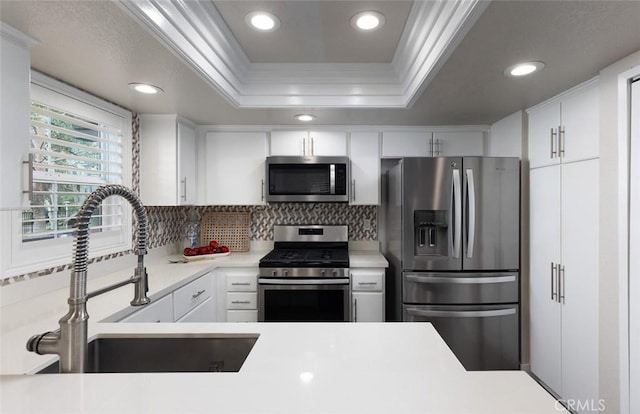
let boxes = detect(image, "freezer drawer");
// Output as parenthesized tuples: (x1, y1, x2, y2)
(402, 272, 518, 304)
(403, 304, 520, 370)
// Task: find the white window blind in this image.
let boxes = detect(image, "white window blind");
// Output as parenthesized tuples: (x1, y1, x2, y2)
(23, 93, 125, 242)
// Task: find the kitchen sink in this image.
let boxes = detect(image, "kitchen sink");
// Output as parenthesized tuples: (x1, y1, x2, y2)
(37, 334, 259, 374)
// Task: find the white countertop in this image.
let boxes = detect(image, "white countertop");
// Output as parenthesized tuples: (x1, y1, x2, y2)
(0, 249, 566, 413)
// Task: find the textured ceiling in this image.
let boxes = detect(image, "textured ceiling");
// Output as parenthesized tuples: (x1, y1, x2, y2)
(1, 1, 640, 126)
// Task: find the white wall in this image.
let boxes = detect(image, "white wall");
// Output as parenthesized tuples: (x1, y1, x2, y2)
(598, 48, 640, 414)
(487, 111, 524, 157)
(488, 110, 530, 368)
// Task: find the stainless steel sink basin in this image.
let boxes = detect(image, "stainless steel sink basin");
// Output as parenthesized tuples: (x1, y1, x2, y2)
(37, 334, 259, 374)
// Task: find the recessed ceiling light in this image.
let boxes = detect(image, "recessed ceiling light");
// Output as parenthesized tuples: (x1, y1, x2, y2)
(128, 83, 164, 94)
(351, 11, 385, 31)
(245, 11, 280, 32)
(295, 114, 316, 122)
(503, 61, 545, 77)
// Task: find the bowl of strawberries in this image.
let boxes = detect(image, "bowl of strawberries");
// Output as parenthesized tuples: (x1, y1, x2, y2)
(182, 240, 230, 261)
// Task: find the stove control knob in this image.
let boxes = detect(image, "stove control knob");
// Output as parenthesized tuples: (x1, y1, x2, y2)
(321, 269, 326, 277)
(272, 270, 277, 277)
(284, 270, 289, 277)
(332, 270, 338, 277)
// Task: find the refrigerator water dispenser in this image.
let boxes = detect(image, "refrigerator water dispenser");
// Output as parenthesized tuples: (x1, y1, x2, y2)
(414, 210, 448, 256)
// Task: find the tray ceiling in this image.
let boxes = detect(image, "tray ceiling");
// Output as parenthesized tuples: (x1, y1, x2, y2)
(118, 0, 489, 108)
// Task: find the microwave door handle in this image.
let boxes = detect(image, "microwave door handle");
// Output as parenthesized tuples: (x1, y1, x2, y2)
(330, 164, 336, 194)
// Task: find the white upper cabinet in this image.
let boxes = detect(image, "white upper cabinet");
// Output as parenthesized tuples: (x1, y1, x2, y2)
(382, 129, 485, 158)
(381, 131, 432, 157)
(0, 25, 36, 210)
(270, 130, 347, 156)
(528, 79, 599, 169)
(433, 131, 485, 156)
(349, 132, 380, 205)
(205, 131, 268, 205)
(139, 115, 197, 205)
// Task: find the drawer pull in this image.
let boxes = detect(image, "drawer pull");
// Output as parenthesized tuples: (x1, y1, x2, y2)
(192, 289, 206, 299)
(231, 282, 251, 286)
(231, 300, 251, 305)
(357, 282, 378, 286)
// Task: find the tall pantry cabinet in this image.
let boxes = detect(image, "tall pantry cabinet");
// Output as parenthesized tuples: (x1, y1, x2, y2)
(528, 79, 599, 413)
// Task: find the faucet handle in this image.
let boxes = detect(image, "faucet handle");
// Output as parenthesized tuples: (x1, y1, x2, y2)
(131, 266, 151, 306)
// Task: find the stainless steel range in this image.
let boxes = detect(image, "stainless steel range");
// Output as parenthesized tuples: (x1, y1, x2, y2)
(258, 225, 350, 322)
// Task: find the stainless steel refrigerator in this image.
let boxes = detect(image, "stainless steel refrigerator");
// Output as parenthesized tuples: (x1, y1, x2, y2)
(383, 157, 520, 370)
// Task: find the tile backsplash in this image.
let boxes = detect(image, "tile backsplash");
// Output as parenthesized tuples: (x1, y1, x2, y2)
(147, 204, 377, 248)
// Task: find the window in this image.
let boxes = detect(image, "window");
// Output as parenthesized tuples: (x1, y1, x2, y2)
(2, 72, 132, 277)
(24, 100, 124, 242)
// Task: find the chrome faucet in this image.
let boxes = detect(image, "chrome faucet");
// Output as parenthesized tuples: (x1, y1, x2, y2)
(26, 184, 151, 373)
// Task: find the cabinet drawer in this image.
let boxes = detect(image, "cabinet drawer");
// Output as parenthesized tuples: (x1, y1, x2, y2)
(227, 292, 257, 310)
(226, 274, 257, 292)
(173, 275, 212, 320)
(120, 294, 173, 323)
(226, 310, 258, 323)
(351, 270, 384, 291)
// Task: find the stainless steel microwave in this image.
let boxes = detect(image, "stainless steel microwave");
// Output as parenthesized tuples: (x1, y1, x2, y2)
(265, 156, 350, 202)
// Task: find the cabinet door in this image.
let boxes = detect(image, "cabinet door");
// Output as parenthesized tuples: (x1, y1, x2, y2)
(381, 131, 431, 157)
(205, 132, 267, 205)
(270, 130, 306, 156)
(529, 165, 562, 394)
(352, 292, 384, 322)
(119, 294, 174, 323)
(560, 83, 599, 163)
(139, 115, 178, 205)
(176, 297, 216, 322)
(528, 102, 561, 169)
(0, 32, 32, 210)
(177, 122, 197, 205)
(433, 131, 485, 156)
(308, 131, 348, 156)
(349, 132, 379, 205)
(560, 159, 599, 409)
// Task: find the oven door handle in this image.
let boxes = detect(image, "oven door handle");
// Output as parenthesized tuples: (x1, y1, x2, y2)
(406, 307, 516, 318)
(258, 278, 349, 285)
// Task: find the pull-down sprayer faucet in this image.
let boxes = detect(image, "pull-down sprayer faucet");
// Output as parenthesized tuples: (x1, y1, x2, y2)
(26, 185, 151, 373)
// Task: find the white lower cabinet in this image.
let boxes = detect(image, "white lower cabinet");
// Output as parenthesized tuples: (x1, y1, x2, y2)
(350, 269, 385, 322)
(119, 273, 215, 323)
(119, 294, 174, 323)
(216, 268, 259, 322)
(176, 297, 215, 323)
(529, 159, 599, 413)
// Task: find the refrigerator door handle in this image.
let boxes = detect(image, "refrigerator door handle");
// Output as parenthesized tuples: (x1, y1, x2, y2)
(451, 168, 462, 258)
(465, 168, 476, 258)
(406, 307, 516, 318)
(405, 274, 516, 284)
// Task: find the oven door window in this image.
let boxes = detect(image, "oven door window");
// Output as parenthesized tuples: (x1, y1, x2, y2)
(268, 164, 347, 196)
(260, 285, 349, 322)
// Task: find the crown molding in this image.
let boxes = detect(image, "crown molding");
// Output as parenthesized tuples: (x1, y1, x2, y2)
(117, 0, 488, 109)
(0, 22, 39, 48)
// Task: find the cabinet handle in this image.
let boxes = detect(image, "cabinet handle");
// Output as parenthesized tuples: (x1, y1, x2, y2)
(302, 137, 306, 156)
(231, 282, 251, 286)
(261, 179, 264, 201)
(551, 262, 557, 301)
(22, 153, 34, 203)
(559, 126, 565, 157)
(311, 137, 314, 155)
(192, 289, 206, 299)
(181, 177, 187, 201)
(231, 300, 251, 304)
(358, 282, 377, 286)
(352, 179, 356, 202)
(429, 137, 434, 157)
(354, 298, 358, 322)
(550, 128, 557, 158)
(434, 139, 441, 156)
(559, 265, 565, 304)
